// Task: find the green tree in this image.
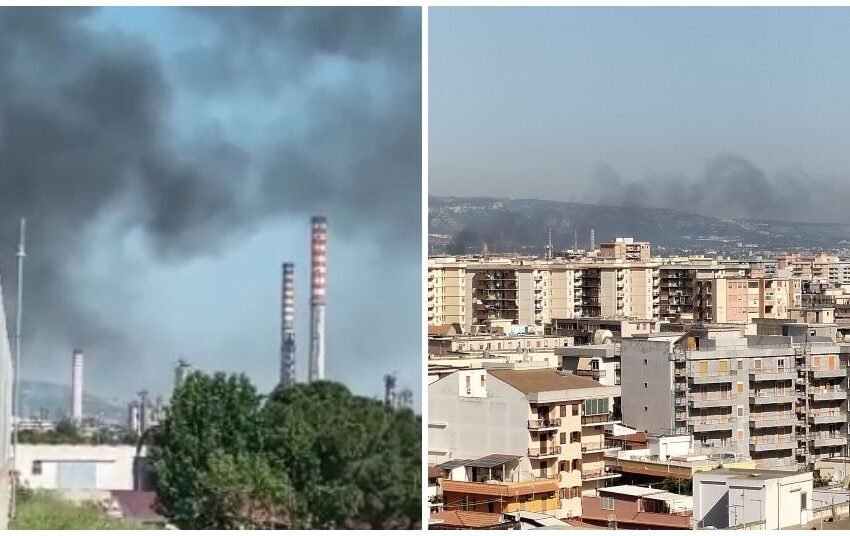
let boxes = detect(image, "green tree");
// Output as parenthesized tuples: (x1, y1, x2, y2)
(263, 381, 421, 529)
(148, 371, 269, 529)
(657, 476, 692, 495)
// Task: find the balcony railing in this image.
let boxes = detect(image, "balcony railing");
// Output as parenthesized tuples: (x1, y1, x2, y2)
(528, 418, 562, 430)
(581, 441, 621, 453)
(575, 369, 606, 379)
(689, 416, 733, 425)
(690, 369, 737, 378)
(528, 446, 561, 457)
(749, 413, 794, 422)
(582, 413, 618, 426)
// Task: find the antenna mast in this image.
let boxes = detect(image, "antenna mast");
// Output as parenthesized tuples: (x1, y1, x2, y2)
(11, 218, 26, 520)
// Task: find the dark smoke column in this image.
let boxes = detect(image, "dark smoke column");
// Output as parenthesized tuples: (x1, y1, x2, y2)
(309, 216, 327, 382)
(280, 262, 296, 387)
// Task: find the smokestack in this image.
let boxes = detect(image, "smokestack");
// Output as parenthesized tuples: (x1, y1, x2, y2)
(174, 358, 192, 391)
(574, 228, 578, 251)
(71, 349, 84, 423)
(590, 228, 595, 251)
(280, 262, 296, 387)
(309, 216, 327, 382)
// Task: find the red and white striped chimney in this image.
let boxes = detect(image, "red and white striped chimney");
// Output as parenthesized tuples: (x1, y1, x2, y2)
(309, 216, 327, 382)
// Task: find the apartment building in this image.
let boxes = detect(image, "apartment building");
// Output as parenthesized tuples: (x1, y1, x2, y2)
(778, 253, 842, 284)
(693, 277, 800, 324)
(620, 327, 847, 469)
(427, 257, 660, 334)
(599, 238, 651, 262)
(549, 317, 657, 345)
(429, 364, 621, 519)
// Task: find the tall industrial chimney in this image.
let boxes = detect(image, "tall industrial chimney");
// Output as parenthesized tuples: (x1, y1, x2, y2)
(590, 228, 595, 251)
(309, 216, 327, 382)
(280, 262, 296, 387)
(71, 349, 84, 422)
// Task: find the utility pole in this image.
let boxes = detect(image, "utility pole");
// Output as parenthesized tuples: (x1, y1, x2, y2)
(10, 218, 26, 521)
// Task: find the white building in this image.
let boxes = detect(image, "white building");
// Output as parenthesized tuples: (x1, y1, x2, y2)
(693, 467, 813, 529)
(15, 444, 139, 491)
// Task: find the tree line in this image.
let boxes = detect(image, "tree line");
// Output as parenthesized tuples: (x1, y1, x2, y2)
(148, 371, 421, 529)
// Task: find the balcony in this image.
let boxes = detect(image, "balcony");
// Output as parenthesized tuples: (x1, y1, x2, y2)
(574, 369, 606, 380)
(441, 478, 560, 498)
(581, 468, 622, 482)
(581, 441, 622, 454)
(811, 367, 848, 379)
(809, 411, 848, 425)
(690, 369, 737, 385)
(582, 413, 620, 427)
(690, 416, 734, 432)
(749, 413, 796, 428)
(749, 368, 797, 381)
(749, 392, 796, 405)
(809, 387, 847, 401)
(528, 418, 561, 431)
(812, 435, 847, 449)
(750, 437, 796, 452)
(528, 446, 561, 459)
(690, 396, 734, 409)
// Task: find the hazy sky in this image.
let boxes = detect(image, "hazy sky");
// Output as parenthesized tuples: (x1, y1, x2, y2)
(431, 8, 850, 223)
(0, 7, 421, 407)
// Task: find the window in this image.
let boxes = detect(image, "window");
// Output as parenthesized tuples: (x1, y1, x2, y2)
(571, 431, 581, 443)
(465, 376, 471, 392)
(802, 492, 807, 510)
(560, 432, 567, 444)
(480, 376, 485, 387)
(560, 404, 567, 417)
(738, 406, 744, 417)
(737, 359, 743, 370)
(32, 460, 42, 475)
(572, 404, 579, 416)
(643, 359, 648, 364)
(644, 406, 648, 411)
(644, 383, 648, 388)
(602, 496, 614, 510)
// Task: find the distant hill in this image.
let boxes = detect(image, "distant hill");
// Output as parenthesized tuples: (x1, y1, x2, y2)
(429, 196, 850, 256)
(20, 380, 127, 423)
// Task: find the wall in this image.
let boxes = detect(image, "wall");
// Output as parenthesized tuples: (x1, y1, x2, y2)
(621, 339, 674, 434)
(15, 445, 137, 491)
(428, 371, 529, 465)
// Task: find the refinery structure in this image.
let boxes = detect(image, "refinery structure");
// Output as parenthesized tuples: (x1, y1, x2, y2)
(279, 216, 329, 387)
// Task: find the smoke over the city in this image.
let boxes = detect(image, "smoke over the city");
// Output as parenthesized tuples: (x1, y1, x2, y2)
(581, 154, 846, 224)
(0, 8, 421, 393)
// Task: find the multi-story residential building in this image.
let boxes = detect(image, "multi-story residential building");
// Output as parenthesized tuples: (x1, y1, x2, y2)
(548, 318, 657, 345)
(693, 277, 800, 324)
(557, 343, 622, 418)
(749, 258, 779, 279)
(778, 253, 841, 284)
(429, 333, 571, 356)
(427, 257, 660, 334)
(580, 485, 693, 529)
(599, 238, 651, 262)
(620, 326, 847, 469)
(429, 363, 621, 519)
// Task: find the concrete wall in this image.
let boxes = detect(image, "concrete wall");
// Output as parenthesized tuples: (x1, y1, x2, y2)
(15, 445, 137, 491)
(621, 339, 674, 434)
(428, 371, 529, 464)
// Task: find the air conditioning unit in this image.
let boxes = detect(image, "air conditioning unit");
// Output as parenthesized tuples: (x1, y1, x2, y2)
(466, 388, 472, 395)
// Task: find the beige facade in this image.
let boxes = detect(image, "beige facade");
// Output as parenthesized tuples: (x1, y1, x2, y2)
(694, 278, 800, 324)
(599, 238, 651, 262)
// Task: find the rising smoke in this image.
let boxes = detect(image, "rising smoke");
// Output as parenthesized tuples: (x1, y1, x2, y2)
(0, 8, 421, 376)
(583, 154, 846, 224)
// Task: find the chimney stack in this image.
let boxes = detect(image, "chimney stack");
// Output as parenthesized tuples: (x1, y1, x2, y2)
(71, 349, 84, 423)
(280, 262, 296, 387)
(590, 228, 595, 251)
(309, 216, 327, 382)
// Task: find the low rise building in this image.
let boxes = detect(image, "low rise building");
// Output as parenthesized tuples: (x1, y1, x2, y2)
(15, 444, 139, 491)
(693, 467, 814, 529)
(581, 485, 693, 529)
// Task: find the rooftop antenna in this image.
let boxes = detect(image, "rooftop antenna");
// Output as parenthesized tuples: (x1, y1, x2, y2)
(383, 372, 398, 406)
(481, 241, 489, 259)
(11, 217, 26, 520)
(545, 227, 553, 260)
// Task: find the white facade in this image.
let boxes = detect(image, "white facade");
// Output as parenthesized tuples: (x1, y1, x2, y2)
(15, 444, 138, 491)
(693, 468, 813, 529)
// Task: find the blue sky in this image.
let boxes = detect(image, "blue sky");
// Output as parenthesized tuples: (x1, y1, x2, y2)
(430, 7, 850, 220)
(2, 7, 421, 409)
